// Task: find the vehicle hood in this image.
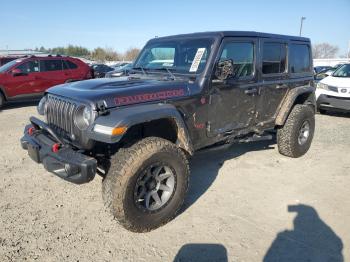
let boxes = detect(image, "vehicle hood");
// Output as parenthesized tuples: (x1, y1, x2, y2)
(321, 76, 350, 88)
(48, 77, 192, 109)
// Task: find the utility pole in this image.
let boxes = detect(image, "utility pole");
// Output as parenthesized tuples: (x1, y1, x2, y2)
(299, 17, 306, 36)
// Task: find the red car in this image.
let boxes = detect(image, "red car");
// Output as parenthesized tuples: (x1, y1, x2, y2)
(0, 56, 21, 66)
(0, 55, 92, 108)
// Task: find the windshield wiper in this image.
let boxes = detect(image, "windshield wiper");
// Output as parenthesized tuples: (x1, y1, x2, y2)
(152, 67, 177, 80)
(131, 66, 147, 75)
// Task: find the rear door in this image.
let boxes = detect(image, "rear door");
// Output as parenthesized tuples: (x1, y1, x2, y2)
(255, 39, 289, 126)
(39, 59, 67, 91)
(62, 59, 76, 81)
(207, 37, 259, 136)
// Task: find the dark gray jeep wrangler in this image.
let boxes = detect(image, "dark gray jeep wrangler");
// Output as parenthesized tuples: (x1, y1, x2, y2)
(21, 31, 315, 232)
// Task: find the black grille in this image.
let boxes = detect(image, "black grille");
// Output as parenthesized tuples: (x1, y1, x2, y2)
(328, 85, 338, 93)
(45, 95, 78, 138)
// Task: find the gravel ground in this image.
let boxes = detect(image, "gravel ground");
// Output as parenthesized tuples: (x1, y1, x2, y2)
(0, 102, 349, 262)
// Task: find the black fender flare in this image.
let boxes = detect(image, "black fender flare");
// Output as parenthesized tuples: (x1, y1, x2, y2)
(91, 103, 194, 155)
(275, 85, 316, 126)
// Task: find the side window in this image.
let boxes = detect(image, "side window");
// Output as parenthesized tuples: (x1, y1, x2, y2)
(219, 42, 254, 78)
(66, 60, 78, 69)
(262, 42, 286, 74)
(16, 60, 39, 73)
(40, 60, 63, 72)
(63, 60, 69, 70)
(289, 44, 311, 73)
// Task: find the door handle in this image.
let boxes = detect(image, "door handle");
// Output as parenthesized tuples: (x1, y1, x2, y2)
(244, 88, 258, 95)
(276, 84, 288, 89)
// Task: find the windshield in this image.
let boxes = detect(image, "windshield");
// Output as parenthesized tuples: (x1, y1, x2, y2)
(134, 38, 214, 74)
(332, 64, 350, 77)
(0, 59, 20, 73)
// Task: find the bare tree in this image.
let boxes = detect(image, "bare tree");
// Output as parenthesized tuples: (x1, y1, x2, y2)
(123, 47, 140, 61)
(312, 43, 339, 59)
(91, 47, 121, 62)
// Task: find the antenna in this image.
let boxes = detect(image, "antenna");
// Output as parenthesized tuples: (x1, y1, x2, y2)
(299, 17, 306, 36)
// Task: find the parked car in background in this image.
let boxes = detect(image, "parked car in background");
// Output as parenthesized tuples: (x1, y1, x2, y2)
(314, 66, 332, 75)
(111, 62, 130, 69)
(316, 63, 350, 114)
(105, 63, 133, 78)
(314, 64, 344, 82)
(0, 56, 22, 66)
(90, 64, 114, 78)
(0, 55, 91, 108)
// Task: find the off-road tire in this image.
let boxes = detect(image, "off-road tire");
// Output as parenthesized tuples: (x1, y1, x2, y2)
(277, 104, 315, 158)
(102, 137, 189, 232)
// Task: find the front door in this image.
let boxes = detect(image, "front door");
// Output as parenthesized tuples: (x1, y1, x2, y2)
(6, 59, 44, 97)
(207, 38, 259, 137)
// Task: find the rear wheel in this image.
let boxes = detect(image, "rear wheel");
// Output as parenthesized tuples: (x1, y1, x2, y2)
(102, 137, 189, 232)
(277, 104, 315, 158)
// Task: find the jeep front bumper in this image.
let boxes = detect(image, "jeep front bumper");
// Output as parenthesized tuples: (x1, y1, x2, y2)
(20, 117, 97, 184)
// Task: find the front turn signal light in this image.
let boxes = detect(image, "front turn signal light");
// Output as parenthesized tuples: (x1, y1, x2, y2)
(111, 126, 127, 136)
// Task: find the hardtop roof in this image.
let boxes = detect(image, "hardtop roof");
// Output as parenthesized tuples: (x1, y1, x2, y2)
(150, 31, 310, 42)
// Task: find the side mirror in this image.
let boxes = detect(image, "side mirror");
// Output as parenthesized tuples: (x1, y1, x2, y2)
(11, 68, 27, 77)
(215, 59, 234, 80)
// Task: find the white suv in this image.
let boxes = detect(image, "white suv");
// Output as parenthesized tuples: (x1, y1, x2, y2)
(316, 63, 350, 114)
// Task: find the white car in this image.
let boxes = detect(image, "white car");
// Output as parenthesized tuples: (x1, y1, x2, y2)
(316, 64, 350, 114)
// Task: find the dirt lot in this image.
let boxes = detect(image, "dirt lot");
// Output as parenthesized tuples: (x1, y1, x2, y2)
(0, 102, 349, 262)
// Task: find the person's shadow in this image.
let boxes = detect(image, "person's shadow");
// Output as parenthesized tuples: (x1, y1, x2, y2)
(174, 243, 228, 262)
(264, 204, 343, 262)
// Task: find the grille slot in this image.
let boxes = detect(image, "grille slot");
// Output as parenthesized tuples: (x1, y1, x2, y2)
(45, 95, 78, 138)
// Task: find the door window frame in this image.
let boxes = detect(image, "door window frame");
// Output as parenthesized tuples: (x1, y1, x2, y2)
(39, 59, 64, 72)
(212, 37, 258, 82)
(288, 41, 313, 78)
(260, 39, 288, 78)
(15, 59, 41, 74)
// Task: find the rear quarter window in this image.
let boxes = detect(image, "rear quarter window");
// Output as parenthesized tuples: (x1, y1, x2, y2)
(289, 44, 311, 74)
(64, 60, 78, 69)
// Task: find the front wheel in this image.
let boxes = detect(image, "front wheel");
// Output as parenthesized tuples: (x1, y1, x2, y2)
(277, 104, 315, 158)
(102, 137, 189, 232)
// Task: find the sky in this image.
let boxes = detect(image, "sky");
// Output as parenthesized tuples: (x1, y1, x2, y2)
(1, 0, 349, 56)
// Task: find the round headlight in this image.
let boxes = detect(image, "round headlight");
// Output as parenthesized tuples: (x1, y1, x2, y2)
(37, 96, 47, 115)
(75, 106, 93, 130)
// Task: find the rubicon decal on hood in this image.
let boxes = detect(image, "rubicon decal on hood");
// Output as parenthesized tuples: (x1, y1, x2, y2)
(115, 88, 185, 106)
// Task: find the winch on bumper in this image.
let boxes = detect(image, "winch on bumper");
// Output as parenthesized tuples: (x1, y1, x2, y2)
(20, 117, 97, 184)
